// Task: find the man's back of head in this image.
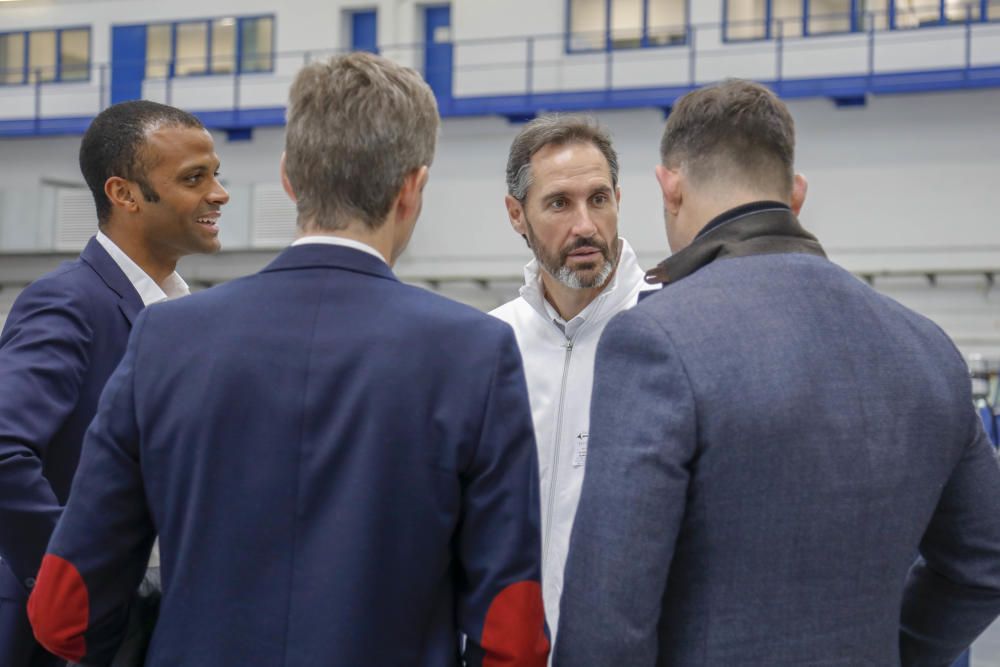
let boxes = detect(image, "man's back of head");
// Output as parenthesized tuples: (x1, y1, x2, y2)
(282, 51, 438, 263)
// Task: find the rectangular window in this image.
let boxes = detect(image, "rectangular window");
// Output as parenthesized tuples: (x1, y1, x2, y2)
(59, 29, 89, 81)
(569, 0, 606, 50)
(211, 18, 236, 74)
(28, 30, 56, 82)
(239, 16, 273, 73)
(809, 0, 853, 34)
(648, 0, 687, 44)
(569, 0, 687, 50)
(726, 0, 768, 40)
(859, 0, 891, 30)
(990, 0, 1000, 20)
(893, 0, 943, 27)
(944, 0, 980, 21)
(175, 22, 208, 76)
(771, 0, 804, 37)
(146, 24, 172, 79)
(0, 33, 25, 85)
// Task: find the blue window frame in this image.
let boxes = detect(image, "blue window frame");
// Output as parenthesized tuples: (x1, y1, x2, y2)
(723, 0, 994, 41)
(0, 26, 90, 86)
(145, 15, 274, 79)
(567, 0, 689, 52)
(349, 9, 379, 53)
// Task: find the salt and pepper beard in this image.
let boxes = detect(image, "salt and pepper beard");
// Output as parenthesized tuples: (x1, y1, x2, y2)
(523, 213, 617, 290)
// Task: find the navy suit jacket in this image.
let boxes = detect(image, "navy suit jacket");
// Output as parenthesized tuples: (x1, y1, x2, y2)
(0, 237, 142, 664)
(557, 229, 1000, 665)
(28, 244, 549, 667)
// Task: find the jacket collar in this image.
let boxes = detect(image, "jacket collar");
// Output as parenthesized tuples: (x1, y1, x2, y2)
(644, 206, 826, 286)
(519, 238, 647, 325)
(79, 235, 145, 325)
(261, 243, 399, 283)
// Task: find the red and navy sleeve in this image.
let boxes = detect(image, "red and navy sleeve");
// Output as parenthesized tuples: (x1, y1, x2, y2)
(458, 326, 550, 667)
(28, 311, 156, 664)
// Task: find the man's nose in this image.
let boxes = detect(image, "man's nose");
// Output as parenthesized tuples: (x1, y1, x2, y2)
(209, 180, 230, 205)
(569, 203, 598, 238)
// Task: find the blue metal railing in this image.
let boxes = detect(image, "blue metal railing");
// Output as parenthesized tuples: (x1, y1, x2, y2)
(1, 6, 999, 136)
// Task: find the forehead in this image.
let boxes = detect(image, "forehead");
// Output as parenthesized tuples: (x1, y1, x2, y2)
(142, 125, 217, 171)
(528, 141, 613, 196)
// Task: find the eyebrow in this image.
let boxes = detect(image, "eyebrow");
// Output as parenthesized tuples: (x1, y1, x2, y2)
(542, 184, 612, 203)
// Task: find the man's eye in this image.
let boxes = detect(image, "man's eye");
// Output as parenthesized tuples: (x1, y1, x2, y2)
(186, 174, 201, 184)
(593, 194, 608, 205)
(550, 199, 566, 210)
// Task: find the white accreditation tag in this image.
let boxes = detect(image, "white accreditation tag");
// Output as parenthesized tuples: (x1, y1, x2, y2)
(572, 433, 589, 468)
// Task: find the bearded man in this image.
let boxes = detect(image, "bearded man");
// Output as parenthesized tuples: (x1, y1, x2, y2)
(491, 115, 656, 645)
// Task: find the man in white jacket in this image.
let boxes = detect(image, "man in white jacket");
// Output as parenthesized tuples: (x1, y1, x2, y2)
(491, 115, 656, 642)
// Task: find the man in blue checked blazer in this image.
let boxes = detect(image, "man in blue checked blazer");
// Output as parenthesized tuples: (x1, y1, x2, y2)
(556, 80, 1000, 667)
(29, 52, 548, 667)
(0, 100, 228, 667)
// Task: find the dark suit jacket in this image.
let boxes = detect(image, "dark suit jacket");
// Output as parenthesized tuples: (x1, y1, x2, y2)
(28, 244, 549, 667)
(557, 209, 1000, 666)
(0, 237, 142, 666)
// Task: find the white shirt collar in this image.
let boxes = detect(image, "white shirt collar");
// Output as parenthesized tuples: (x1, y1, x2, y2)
(291, 235, 388, 265)
(95, 231, 190, 306)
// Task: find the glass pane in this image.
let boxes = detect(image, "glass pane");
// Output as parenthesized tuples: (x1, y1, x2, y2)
(570, 0, 606, 50)
(726, 0, 767, 40)
(991, 0, 1000, 20)
(60, 29, 89, 81)
(146, 24, 171, 79)
(0, 33, 25, 85)
(772, 0, 804, 37)
(28, 30, 56, 82)
(859, 0, 891, 30)
(211, 19, 236, 73)
(809, 0, 852, 33)
(239, 17, 273, 72)
(945, 0, 980, 22)
(175, 22, 208, 76)
(648, 0, 688, 45)
(894, 0, 942, 28)
(610, 0, 643, 48)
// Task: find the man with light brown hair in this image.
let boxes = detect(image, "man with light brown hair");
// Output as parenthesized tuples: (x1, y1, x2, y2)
(29, 52, 548, 667)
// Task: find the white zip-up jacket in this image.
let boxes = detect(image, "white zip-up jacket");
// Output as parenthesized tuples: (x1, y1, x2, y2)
(490, 238, 656, 641)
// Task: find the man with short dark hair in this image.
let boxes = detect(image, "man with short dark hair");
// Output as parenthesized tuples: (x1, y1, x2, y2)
(556, 79, 1000, 666)
(491, 114, 656, 643)
(0, 100, 227, 667)
(28, 52, 548, 667)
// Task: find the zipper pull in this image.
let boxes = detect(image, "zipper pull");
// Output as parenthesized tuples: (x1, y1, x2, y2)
(564, 339, 573, 351)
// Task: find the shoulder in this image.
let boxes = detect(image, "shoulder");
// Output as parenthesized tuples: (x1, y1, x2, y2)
(7, 259, 108, 324)
(400, 283, 515, 341)
(488, 296, 529, 324)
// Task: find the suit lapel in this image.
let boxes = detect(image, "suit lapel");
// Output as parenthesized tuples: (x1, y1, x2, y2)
(79, 236, 145, 326)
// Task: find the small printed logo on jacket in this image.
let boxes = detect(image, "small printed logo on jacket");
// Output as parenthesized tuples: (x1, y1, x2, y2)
(573, 433, 588, 468)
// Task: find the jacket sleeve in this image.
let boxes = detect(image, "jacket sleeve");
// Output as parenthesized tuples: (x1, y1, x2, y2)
(554, 309, 697, 667)
(900, 414, 1000, 667)
(27, 311, 155, 665)
(457, 325, 549, 667)
(0, 278, 93, 586)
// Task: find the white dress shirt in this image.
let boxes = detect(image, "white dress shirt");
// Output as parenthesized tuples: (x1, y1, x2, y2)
(291, 235, 388, 265)
(95, 231, 190, 306)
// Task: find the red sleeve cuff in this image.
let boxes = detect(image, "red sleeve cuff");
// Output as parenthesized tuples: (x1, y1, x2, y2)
(27, 553, 89, 663)
(481, 580, 549, 667)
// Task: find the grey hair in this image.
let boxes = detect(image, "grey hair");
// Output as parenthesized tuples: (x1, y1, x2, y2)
(284, 52, 439, 231)
(505, 114, 619, 202)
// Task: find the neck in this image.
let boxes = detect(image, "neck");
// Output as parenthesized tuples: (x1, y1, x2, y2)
(538, 266, 615, 322)
(101, 223, 177, 285)
(299, 220, 393, 265)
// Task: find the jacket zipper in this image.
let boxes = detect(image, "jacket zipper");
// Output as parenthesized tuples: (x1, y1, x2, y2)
(542, 337, 574, 566)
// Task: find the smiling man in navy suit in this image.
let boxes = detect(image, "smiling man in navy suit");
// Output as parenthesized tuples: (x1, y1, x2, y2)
(0, 101, 228, 667)
(28, 52, 548, 667)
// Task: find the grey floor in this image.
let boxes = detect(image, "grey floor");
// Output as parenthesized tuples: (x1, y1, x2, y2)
(973, 618, 1000, 667)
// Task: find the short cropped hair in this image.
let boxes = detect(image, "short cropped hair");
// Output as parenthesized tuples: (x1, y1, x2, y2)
(660, 80, 795, 196)
(506, 114, 619, 202)
(80, 100, 204, 224)
(284, 52, 439, 231)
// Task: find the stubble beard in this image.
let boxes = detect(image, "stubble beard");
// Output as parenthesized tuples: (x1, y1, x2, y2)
(524, 216, 617, 290)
